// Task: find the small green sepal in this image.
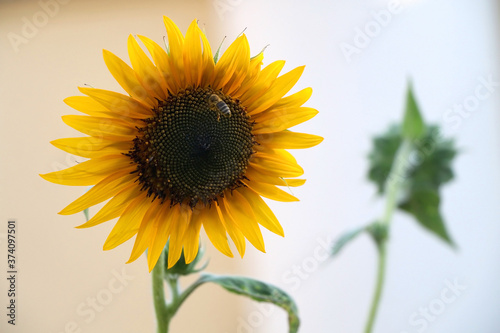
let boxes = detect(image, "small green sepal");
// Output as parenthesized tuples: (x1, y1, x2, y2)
(82, 208, 90, 222)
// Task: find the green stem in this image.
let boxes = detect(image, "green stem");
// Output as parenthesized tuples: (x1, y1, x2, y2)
(364, 242, 387, 333)
(167, 276, 180, 303)
(151, 254, 206, 332)
(152, 250, 170, 333)
(364, 139, 413, 333)
(381, 139, 413, 226)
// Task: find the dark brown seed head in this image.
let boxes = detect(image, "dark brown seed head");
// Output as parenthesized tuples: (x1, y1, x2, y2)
(127, 87, 254, 207)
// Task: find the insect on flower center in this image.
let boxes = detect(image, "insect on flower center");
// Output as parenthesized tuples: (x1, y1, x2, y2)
(128, 87, 255, 207)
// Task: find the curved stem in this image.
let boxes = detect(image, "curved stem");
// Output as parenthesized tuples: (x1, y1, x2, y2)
(152, 250, 170, 333)
(173, 275, 209, 309)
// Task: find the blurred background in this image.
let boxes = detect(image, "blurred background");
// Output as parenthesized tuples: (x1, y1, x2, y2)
(1, 0, 499, 332)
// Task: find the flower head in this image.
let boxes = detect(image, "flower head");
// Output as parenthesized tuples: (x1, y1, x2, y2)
(41, 17, 322, 271)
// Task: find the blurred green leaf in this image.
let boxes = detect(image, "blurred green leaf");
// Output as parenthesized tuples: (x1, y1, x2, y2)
(331, 226, 366, 257)
(408, 127, 457, 191)
(399, 189, 454, 246)
(402, 85, 425, 140)
(368, 125, 456, 193)
(368, 125, 402, 194)
(199, 274, 300, 333)
(367, 125, 458, 247)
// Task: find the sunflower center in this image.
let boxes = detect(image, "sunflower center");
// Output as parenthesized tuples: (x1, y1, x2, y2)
(128, 87, 254, 207)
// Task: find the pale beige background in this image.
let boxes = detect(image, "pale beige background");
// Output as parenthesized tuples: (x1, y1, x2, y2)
(2, 0, 500, 333)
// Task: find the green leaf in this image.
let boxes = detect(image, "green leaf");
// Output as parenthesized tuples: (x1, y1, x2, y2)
(82, 208, 90, 222)
(399, 189, 455, 246)
(199, 274, 300, 333)
(331, 226, 366, 257)
(402, 84, 425, 140)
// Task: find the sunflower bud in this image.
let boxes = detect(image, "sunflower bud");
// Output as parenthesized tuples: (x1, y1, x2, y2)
(164, 242, 207, 276)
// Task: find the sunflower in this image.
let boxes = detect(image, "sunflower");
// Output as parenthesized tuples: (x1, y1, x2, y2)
(41, 17, 322, 271)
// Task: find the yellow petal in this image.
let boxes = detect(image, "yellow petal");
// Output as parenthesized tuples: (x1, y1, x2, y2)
(231, 49, 263, 99)
(245, 166, 288, 186)
(223, 192, 265, 253)
(167, 205, 191, 268)
(78, 87, 153, 119)
(240, 60, 285, 105)
(272, 87, 313, 109)
(250, 152, 304, 178)
(273, 148, 299, 165)
(76, 184, 142, 228)
(137, 35, 173, 94)
(51, 137, 132, 158)
(103, 49, 156, 108)
(283, 178, 306, 187)
(61, 115, 138, 139)
(256, 131, 323, 149)
(59, 170, 136, 215)
(252, 142, 275, 155)
(40, 154, 129, 186)
(252, 107, 319, 134)
(222, 37, 250, 95)
(201, 206, 233, 258)
(163, 16, 185, 89)
(199, 27, 215, 87)
(103, 192, 151, 250)
(247, 66, 305, 115)
(243, 180, 299, 202)
(182, 204, 203, 263)
(237, 188, 284, 237)
(147, 204, 175, 272)
(127, 35, 166, 100)
(183, 20, 203, 87)
(127, 203, 163, 263)
(217, 203, 246, 257)
(245, 166, 306, 189)
(213, 35, 250, 91)
(252, 145, 298, 170)
(64, 96, 114, 118)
